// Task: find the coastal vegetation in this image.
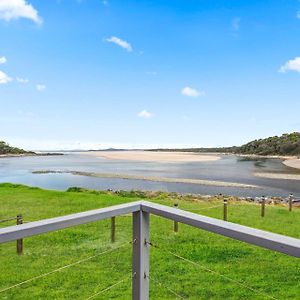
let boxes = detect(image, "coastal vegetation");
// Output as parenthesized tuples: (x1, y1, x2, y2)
(0, 141, 33, 155)
(0, 140, 64, 157)
(150, 132, 300, 156)
(0, 183, 299, 299)
(237, 132, 300, 156)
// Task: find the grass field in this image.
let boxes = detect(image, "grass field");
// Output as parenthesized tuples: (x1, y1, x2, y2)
(0, 183, 300, 299)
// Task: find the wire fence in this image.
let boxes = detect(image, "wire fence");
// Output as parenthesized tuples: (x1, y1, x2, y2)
(0, 242, 130, 295)
(0, 216, 17, 224)
(188, 204, 223, 211)
(147, 241, 279, 300)
(85, 274, 131, 300)
(149, 275, 187, 299)
(1, 198, 299, 299)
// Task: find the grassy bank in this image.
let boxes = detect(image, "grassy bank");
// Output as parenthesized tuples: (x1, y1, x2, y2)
(0, 183, 300, 299)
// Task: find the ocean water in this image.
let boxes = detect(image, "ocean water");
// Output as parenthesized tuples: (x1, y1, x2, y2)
(0, 153, 299, 197)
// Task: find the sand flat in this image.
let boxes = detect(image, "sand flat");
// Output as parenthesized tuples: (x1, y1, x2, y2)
(33, 170, 258, 188)
(283, 159, 300, 170)
(254, 172, 300, 181)
(84, 151, 221, 163)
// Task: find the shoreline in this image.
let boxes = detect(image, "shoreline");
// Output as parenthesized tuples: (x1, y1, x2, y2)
(33, 170, 260, 189)
(283, 159, 300, 170)
(83, 150, 221, 163)
(254, 172, 300, 181)
(0, 153, 36, 158)
(0, 153, 64, 158)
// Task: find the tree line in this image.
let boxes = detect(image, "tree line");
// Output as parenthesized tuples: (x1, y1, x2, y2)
(0, 141, 30, 155)
(148, 132, 300, 156)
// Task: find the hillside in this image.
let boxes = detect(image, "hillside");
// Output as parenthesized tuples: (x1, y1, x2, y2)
(149, 132, 300, 156)
(0, 141, 33, 155)
(236, 132, 300, 156)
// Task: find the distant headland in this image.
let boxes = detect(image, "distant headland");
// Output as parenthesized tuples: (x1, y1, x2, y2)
(0, 141, 63, 157)
(147, 132, 300, 157)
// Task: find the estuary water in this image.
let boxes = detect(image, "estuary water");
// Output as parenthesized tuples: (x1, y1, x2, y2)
(0, 153, 299, 197)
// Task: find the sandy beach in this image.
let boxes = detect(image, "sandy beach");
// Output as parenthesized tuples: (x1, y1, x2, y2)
(283, 159, 300, 170)
(254, 172, 300, 181)
(84, 151, 221, 163)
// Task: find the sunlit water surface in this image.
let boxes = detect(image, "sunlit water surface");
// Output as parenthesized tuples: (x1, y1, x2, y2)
(0, 153, 299, 197)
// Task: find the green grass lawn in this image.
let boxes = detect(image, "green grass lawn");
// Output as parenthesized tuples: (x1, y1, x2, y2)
(0, 183, 300, 299)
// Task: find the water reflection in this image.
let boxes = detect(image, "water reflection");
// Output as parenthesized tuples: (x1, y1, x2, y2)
(0, 153, 299, 197)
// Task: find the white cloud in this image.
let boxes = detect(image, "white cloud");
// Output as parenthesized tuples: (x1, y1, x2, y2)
(181, 86, 204, 97)
(0, 0, 42, 24)
(0, 70, 12, 84)
(279, 57, 300, 73)
(297, 10, 300, 19)
(17, 110, 36, 118)
(0, 56, 7, 64)
(145, 71, 157, 75)
(36, 84, 46, 91)
(102, 0, 108, 5)
(16, 77, 29, 83)
(106, 36, 133, 52)
(138, 110, 153, 119)
(232, 17, 241, 31)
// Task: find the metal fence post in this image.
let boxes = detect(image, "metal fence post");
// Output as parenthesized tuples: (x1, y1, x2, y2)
(111, 217, 116, 243)
(174, 203, 179, 233)
(289, 194, 293, 212)
(223, 199, 228, 221)
(16, 214, 23, 255)
(132, 210, 149, 300)
(261, 196, 265, 218)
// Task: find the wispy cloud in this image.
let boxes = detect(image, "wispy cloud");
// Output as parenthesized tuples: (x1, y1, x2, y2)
(181, 86, 204, 97)
(16, 77, 29, 83)
(231, 17, 241, 31)
(145, 71, 157, 76)
(36, 84, 46, 91)
(297, 10, 300, 19)
(17, 110, 36, 118)
(279, 57, 300, 73)
(0, 70, 12, 84)
(0, 56, 7, 64)
(138, 110, 153, 119)
(0, 0, 42, 24)
(106, 36, 133, 52)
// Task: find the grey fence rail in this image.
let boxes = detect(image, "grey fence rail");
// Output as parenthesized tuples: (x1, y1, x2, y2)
(0, 200, 300, 299)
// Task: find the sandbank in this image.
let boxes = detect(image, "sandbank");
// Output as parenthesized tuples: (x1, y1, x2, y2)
(84, 151, 221, 163)
(33, 170, 259, 188)
(254, 172, 300, 181)
(283, 159, 300, 170)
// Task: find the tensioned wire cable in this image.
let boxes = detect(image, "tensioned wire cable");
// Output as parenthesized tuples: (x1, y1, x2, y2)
(188, 204, 223, 211)
(0, 242, 130, 294)
(85, 274, 131, 300)
(0, 216, 17, 223)
(147, 241, 279, 300)
(149, 275, 187, 300)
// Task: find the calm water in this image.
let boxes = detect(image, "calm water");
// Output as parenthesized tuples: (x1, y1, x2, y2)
(0, 153, 299, 197)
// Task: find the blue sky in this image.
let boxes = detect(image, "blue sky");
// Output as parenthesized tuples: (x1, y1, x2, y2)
(0, 0, 300, 150)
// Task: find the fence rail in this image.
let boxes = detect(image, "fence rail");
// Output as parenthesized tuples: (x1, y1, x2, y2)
(1, 200, 300, 300)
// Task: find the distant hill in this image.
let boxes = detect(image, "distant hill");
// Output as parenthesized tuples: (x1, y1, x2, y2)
(0, 141, 34, 155)
(88, 148, 127, 152)
(148, 132, 300, 156)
